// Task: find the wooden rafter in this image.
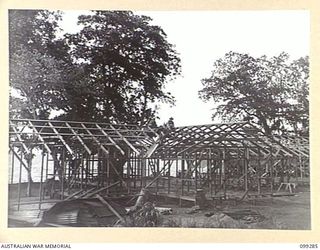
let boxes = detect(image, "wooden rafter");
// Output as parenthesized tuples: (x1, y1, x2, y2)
(48, 122, 74, 157)
(96, 124, 125, 156)
(65, 122, 92, 155)
(80, 123, 109, 155)
(109, 124, 139, 154)
(27, 120, 52, 154)
(9, 119, 157, 157)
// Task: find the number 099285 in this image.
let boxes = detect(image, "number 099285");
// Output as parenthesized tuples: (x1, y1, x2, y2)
(300, 244, 318, 248)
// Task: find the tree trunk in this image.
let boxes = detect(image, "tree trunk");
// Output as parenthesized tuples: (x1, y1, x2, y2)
(26, 165, 33, 197)
(257, 113, 272, 136)
(130, 188, 149, 212)
(24, 149, 34, 197)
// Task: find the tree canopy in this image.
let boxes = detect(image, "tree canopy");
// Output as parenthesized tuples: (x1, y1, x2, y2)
(199, 52, 309, 135)
(9, 10, 72, 119)
(9, 10, 181, 124)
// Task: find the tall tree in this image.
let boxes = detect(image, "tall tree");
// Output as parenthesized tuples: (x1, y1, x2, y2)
(9, 10, 68, 119)
(199, 52, 309, 135)
(9, 10, 61, 55)
(63, 11, 181, 124)
(9, 10, 181, 194)
(9, 10, 67, 196)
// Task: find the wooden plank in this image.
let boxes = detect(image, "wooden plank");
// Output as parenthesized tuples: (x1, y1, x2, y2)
(144, 142, 160, 158)
(96, 124, 125, 155)
(153, 192, 195, 202)
(108, 161, 128, 188)
(65, 189, 87, 201)
(110, 124, 140, 154)
(144, 164, 168, 189)
(81, 123, 109, 155)
(178, 123, 246, 155)
(9, 145, 29, 171)
(9, 122, 30, 154)
(66, 122, 92, 155)
(27, 121, 52, 154)
(156, 124, 225, 152)
(48, 122, 74, 156)
(96, 194, 125, 223)
(84, 181, 120, 198)
(238, 189, 249, 202)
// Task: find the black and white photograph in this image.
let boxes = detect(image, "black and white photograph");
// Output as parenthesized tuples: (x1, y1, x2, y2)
(7, 9, 310, 230)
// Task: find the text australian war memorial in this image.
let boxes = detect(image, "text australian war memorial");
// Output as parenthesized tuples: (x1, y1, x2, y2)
(8, 10, 309, 228)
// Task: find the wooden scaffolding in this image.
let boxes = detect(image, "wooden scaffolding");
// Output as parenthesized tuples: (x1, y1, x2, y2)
(148, 121, 309, 199)
(9, 119, 309, 209)
(9, 118, 159, 209)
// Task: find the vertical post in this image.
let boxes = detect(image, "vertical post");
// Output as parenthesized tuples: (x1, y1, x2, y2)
(222, 149, 226, 198)
(52, 147, 56, 178)
(168, 160, 171, 194)
(297, 138, 303, 179)
(181, 154, 185, 196)
(101, 154, 105, 187)
(156, 159, 160, 193)
(17, 147, 23, 211)
(139, 157, 142, 189)
(39, 147, 45, 210)
(81, 156, 84, 191)
(175, 158, 179, 189)
(244, 148, 248, 192)
(85, 156, 88, 190)
(222, 149, 225, 183)
(61, 149, 65, 200)
(219, 151, 222, 190)
(223, 159, 227, 199)
(213, 160, 217, 195)
(106, 156, 110, 193)
(208, 153, 212, 197)
(187, 160, 190, 193)
(157, 158, 160, 190)
(133, 152, 136, 189)
(195, 157, 198, 191)
(26, 148, 33, 198)
(76, 157, 79, 183)
(219, 159, 221, 193)
(299, 153, 303, 179)
(98, 149, 102, 187)
(11, 150, 15, 184)
(141, 157, 145, 187)
(127, 149, 131, 192)
(257, 149, 261, 195)
(270, 147, 274, 194)
(294, 157, 298, 182)
(146, 159, 149, 178)
(91, 154, 95, 183)
(45, 151, 49, 181)
(67, 159, 71, 192)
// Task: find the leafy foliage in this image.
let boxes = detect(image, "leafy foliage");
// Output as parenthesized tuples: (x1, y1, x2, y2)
(9, 10, 62, 55)
(10, 45, 69, 119)
(9, 10, 181, 125)
(199, 52, 309, 135)
(63, 11, 180, 124)
(9, 10, 68, 119)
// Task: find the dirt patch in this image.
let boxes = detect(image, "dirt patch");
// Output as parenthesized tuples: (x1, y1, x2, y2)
(160, 191, 310, 229)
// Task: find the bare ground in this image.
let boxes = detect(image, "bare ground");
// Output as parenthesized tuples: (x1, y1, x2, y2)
(8, 182, 310, 229)
(160, 191, 310, 229)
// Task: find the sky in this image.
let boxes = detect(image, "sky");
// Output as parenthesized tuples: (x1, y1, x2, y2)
(61, 10, 309, 127)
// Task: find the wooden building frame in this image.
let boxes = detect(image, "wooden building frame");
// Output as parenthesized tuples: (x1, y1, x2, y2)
(150, 122, 309, 200)
(9, 119, 309, 209)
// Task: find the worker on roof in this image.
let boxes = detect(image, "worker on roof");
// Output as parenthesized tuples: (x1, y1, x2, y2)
(167, 117, 175, 130)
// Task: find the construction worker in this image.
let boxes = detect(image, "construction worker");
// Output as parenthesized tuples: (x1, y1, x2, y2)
(167, 117, 175, 130)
